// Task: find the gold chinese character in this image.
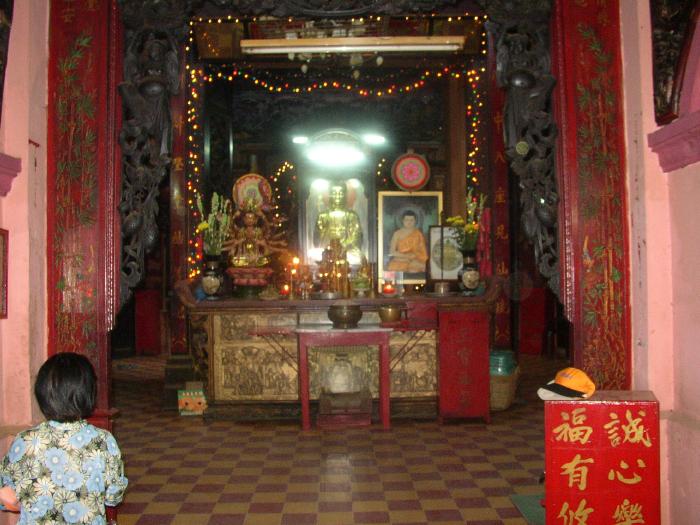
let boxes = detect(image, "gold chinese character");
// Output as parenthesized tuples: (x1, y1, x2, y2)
(604, 412, 622, 446)
(495, 187, 506, 204)
(62, 6, 76, 22)
(173, 115, 185, 135)
(612, 498, 645, 525)
(607, 458, 645, 485)
(554, 408, 593, 444)
(495, 151, 507, 165)
(561, 454, 594, 490)
(495, 298, 507, 315)
(85, 0, 99, 10)
(171, 156, 184, 172)
(607, 410, 652, 447)
(622, 409, 652, 447)
(493, 111, 503, 126)
(171, 230, 184, 245)
(574, 0, 588, 5)
(496, 261, 508, 276)
(558, 499, 594, 524)
(495, 224, 509, 241)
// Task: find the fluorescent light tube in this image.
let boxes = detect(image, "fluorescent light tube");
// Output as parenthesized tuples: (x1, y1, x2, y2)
(240, 36, 466, 55)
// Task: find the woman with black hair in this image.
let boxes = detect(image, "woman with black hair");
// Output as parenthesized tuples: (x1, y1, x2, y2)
(0, 352, 127, 523)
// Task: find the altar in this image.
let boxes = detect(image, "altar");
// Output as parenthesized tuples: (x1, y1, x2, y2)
(175, 280, 498, 427)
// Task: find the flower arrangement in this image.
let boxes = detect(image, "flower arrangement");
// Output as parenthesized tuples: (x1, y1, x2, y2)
(445, 188, 487, 252)
(196, 192, 232, 256)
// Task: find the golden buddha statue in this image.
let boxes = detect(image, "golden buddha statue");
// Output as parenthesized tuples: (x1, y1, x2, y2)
(314, 184, 362, 262)
(225, 202, 286, 268)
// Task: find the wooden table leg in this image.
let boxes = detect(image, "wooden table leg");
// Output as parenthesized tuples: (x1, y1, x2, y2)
(297, 337, 311, 431)
(379, 337, 391, 429)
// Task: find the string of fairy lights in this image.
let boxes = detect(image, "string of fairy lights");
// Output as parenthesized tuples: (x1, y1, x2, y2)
(185, 13, 487, 277)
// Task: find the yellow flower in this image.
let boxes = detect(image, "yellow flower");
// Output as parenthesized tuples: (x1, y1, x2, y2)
(197, 221, 209, 232)
(446, 216, 465, 226)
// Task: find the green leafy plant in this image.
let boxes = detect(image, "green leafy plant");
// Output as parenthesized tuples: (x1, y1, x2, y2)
(196, 192, 232, 256)
(444, 188, 487, 252)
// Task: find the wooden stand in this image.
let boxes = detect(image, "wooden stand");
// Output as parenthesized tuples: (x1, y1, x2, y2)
(295, 325, 393, 431)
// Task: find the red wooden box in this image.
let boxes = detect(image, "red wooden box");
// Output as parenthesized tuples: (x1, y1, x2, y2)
(544, 391, 660, 524)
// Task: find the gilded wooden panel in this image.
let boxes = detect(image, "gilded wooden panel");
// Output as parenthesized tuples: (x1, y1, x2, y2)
(309, 345, 377, 398)
(390, 330, 437, 398)
(209, 311, 437, 402)
(212, 312, 298, 400)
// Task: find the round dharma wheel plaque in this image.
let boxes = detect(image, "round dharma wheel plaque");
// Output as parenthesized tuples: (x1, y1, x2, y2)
(391, 153, 430, 191)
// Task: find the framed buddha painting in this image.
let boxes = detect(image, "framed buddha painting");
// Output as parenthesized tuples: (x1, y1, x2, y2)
(377, 191, 442, 285)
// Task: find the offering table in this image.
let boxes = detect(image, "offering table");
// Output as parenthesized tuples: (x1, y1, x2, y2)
(175, 279, 499, 425)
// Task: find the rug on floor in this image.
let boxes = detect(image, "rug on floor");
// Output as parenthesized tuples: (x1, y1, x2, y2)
(510, 494, 545, 525)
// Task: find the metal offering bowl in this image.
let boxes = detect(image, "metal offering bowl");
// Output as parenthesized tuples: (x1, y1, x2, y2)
(327, 303, 363, 329)
(377, 305, 402, 323)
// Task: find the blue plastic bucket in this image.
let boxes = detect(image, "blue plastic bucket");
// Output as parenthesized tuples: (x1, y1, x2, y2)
(490, 349, 516, 376)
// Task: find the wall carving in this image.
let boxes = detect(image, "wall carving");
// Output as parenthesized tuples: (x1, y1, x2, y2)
(118, 1, 192, 305)
(650, 0, 697, 124)
(483, 0, 560, 297)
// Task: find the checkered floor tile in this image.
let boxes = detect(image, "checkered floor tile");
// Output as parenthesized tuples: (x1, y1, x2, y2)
(111, 354, 565, 524)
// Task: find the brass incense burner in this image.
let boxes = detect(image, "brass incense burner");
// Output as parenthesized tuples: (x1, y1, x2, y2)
(327, 303, 362, 329)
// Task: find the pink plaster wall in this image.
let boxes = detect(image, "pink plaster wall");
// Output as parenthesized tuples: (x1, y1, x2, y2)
(623, 1, 700, 523)
(662, 6, 700, 517)
(0, 3, 48, 523)
(620, 4, 674, 521)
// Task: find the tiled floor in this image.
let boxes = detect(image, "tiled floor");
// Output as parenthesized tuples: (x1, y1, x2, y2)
(111, 353, 564, 525)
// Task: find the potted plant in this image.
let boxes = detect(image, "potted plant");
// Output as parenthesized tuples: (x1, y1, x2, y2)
(196, 192, 232, 297)
(196, 191, 232, 261)
(445, 189, 487, 294)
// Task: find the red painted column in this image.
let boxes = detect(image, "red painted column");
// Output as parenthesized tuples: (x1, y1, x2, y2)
(168, 52, 189, 356)
(552, 0, 631, 388)
(47, 0, 121, 411)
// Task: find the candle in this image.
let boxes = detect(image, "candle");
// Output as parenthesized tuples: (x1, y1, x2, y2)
(280, 284, 290, 296)
(382, 282, 395, 295)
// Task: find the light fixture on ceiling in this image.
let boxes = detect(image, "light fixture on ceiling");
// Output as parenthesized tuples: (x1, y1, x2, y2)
(240, 36, 466, 55)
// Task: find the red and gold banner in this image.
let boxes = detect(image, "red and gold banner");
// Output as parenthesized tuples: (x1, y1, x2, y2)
(488, 44, 512, 348)
(553, 0, 631, 388)
(169, 57, 189, 356)
(47, 0, 120, 408)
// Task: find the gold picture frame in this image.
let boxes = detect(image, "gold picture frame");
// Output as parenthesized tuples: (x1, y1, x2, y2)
(377, 191, 442, 285)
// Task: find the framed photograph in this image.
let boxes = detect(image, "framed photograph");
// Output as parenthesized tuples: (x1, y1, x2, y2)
(0, 228, 7, 318)
(429, 226, 463, 281)
(378, 191, 442, 285)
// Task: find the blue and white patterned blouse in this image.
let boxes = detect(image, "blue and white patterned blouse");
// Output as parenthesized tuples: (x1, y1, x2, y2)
(1, 420, 128, 524)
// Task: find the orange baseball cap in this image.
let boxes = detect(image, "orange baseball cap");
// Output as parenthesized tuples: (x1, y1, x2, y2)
(537, 367, 596, 401)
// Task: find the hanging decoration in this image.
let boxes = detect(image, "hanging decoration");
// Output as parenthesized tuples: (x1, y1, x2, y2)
(391, 153, 431, 191)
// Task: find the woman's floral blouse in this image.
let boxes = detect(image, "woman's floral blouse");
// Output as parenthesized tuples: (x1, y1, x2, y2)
(1, 420, 128, 524)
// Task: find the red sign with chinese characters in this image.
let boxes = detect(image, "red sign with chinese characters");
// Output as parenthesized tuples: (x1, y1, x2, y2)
(545, 392, 660, 524)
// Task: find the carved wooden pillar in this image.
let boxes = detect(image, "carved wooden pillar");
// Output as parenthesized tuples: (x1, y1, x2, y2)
(552, 0, 631, 388)
(47, 0, 121, 416)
